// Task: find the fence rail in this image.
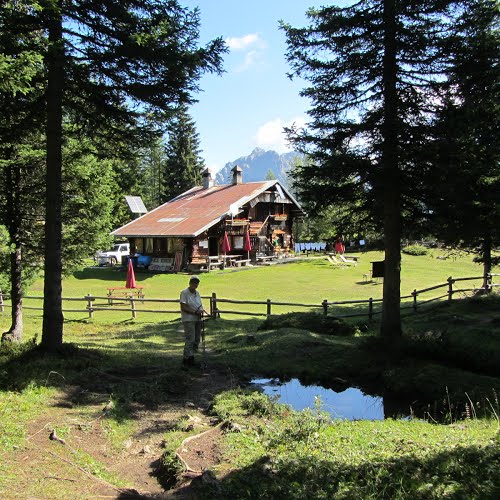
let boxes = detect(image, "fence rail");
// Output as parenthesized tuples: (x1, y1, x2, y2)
(0, 274, 497, 321)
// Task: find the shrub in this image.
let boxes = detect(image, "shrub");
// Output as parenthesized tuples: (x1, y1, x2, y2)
(402, 244, 429, 256)
(212, 389, 286, 420)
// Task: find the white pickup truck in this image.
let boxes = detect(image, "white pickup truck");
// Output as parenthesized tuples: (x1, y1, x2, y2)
(95, 243, 130, 267)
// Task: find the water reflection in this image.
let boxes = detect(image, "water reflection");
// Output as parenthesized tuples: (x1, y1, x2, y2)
(251, 378, 385, 421)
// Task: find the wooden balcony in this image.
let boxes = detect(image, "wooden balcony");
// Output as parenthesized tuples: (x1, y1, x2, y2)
(226, 218, 249, 227)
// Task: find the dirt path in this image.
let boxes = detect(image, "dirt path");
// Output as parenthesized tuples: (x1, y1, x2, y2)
(1, 366, 234, 499)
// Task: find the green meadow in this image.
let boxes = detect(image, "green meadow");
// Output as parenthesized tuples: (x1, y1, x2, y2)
(6, 249, 490, 331)
(0, 250, 498, 498)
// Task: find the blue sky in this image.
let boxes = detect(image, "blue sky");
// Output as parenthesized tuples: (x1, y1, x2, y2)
(182, 0, 330, 172)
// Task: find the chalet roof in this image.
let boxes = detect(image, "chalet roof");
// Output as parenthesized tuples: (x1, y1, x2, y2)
(112, 180, 303, 238)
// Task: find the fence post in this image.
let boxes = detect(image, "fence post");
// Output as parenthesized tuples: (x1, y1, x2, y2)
(412, 289, 417, 312)
(368, 297, 373, 321)
(0, 289, 3, 313)
(212, 292, 218, 319)
(86, 294, 93, 319)
(267, 299, 271, 316)
(322, 299, 328, 316)
(447, 276, 454, 304)
(487, 273, 492, 293)
(131, 297, 136, 319)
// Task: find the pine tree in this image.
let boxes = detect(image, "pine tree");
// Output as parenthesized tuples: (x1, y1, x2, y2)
(265, 169, 276, 180)
(161, 105, 205, 202)
(3, 0, 226, 350)
(281, 0, 456, 338)
(0, 1, 46, 341)
(429, 0, 500, 290)
(140, 137, 166, 210)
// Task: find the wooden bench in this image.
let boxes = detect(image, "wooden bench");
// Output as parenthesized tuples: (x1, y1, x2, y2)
(107, 286, 144, 305)
(190, 257, 208, 267)
(190, 256, 223, 272)
(233, 259, 251, 267)
(256, 255, 275, 263)
(208, 260, 223, 271)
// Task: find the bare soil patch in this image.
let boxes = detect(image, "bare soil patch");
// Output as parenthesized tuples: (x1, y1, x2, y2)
(1, 365, 234, 499)
(176, 425, 223, 473)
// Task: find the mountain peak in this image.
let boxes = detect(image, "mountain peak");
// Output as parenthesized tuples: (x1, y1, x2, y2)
(215, 149, 303, 187)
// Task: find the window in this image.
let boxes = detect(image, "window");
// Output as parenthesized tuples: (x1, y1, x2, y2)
(233, 236, 243, 249)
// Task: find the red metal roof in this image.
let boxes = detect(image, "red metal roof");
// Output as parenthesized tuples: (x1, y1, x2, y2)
(112, 181, 302, 238)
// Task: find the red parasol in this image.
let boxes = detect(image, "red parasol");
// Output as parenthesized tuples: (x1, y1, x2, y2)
(125, 258, 137, 288)
(222, 232, 231, 253)
(244, 231, 252, 251)
(244, 230, 252, 259)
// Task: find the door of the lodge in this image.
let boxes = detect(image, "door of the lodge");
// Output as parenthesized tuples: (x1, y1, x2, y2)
(209, 237, 219, 256)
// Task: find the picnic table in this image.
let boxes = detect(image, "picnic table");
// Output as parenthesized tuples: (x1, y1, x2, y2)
(190, 255, 224, 272)
(107, 286, 144, 304)
(232, 258, 251, 267)
(256, 255, 275, 263)
(220, 254, 240, 268)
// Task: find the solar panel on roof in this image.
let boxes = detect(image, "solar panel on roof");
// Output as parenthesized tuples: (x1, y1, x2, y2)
(125, 196, 147, 214)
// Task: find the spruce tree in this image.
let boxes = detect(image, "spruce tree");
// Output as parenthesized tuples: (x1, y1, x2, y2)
(281, 0, 456, 338)
(429, 0, 499, 290)
(161, 105, 205, 202)
(140, 137, 166, 210)
(3, 1, 226, 350)
(0, 1, 46, 341)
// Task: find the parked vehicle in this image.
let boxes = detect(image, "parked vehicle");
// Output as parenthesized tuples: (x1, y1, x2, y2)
(95, 243, 130, 267)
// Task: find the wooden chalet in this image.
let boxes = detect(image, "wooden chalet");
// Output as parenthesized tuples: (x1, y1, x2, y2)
(112, 166, 304, 271)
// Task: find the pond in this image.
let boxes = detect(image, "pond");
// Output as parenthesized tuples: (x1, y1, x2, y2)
(251, 378, 386, 421)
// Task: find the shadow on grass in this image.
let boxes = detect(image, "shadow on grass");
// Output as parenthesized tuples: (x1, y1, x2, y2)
(72, 266, 164, 283)
(171, 442, 500, 500)
(1, 295, 499, 422)
(0, 320, 195, 414)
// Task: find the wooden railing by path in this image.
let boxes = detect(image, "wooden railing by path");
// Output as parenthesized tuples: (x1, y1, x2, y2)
(0, 274, 497, 321)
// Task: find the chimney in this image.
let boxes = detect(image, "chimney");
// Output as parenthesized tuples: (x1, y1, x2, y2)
(202, 168, 214, 189)
(231, 165, 243, 185)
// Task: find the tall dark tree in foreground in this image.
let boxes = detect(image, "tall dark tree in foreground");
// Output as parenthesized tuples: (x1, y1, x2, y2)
(0, 1, 46, 342)
(7, 1, 226, 351)
(281, 0, 455, 338)
(161, 105, 205, 202)
(429, 0, 500, 290)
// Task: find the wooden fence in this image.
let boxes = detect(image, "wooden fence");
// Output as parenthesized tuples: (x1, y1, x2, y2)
(0, 274, 497, 321)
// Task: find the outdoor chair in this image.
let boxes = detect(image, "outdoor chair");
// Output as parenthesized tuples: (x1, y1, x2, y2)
(338, 254, 357, 266)
(327, 255, 344, 267)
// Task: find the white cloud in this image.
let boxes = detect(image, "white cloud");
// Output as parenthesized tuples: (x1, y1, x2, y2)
(235, 50, 261, 73)
(226, 34, 267, 72)
(225, 33, 265, 51)
(254, 117, 306, 153)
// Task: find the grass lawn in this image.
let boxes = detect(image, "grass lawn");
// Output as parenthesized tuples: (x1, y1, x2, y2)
(0, 250, 498, 498)
(3, 250, 493, 334)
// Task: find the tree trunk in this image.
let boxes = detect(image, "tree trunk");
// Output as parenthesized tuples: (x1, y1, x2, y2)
(41, 1, 64, 352)
(2, 162, 23, 343)
(380, 0, 402, 338)
(481, 233, 492, 293)
(4, 244, 24, 342)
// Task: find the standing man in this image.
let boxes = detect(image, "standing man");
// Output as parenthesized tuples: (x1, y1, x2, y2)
(180, 276, 205, 366)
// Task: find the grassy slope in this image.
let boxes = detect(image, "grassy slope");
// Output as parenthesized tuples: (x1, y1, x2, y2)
(0, 251, 499, 497)
(201, 391, 500, 499)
